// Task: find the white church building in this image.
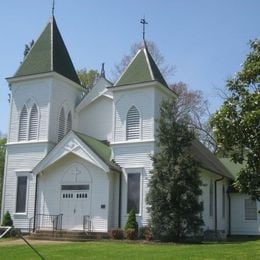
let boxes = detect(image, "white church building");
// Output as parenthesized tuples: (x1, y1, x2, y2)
(1, 16, 259, 236)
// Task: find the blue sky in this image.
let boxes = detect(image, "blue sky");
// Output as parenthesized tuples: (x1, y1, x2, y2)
(0, 0, 259, 135)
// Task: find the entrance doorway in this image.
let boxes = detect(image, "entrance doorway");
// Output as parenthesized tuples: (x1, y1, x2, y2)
(60, 184, 90, 230)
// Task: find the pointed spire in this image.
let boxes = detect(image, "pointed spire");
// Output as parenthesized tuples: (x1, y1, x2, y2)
(52, 0, 55, 17)
(100, 63, 106, 78)
(115, 43, 168, 88)
(13, 16, 80, 84)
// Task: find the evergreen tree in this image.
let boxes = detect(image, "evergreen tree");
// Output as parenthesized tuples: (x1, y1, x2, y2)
(147, 99, 204, 241)
(125, 209, 138, 234)
(2, 211, 13, 226)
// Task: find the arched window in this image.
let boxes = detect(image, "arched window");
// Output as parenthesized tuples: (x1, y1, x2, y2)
(126, 106, 140, 140)
(58, 107, 65, 142)
(29, 104, 38, 140)
(18, 105, 28, 141)
(66, 111, 72, 134)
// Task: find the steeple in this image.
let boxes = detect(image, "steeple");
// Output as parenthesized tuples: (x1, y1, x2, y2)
(115, 44, 168, 87)
(14, 16, 80, 85)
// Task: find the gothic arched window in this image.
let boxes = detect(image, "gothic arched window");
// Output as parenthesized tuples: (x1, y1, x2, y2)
(18, 105, 28, 141)
(29, 104, 38, 140)
(58, 107, 65, 142)
(66, 111, 72, 134)
(126, 106, 140, 140)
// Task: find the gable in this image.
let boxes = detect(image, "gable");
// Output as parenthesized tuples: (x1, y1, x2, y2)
(33, 131, 120, 174)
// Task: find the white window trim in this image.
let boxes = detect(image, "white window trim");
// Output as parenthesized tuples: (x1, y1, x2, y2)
(28, 103, 40, 141)
(14, 171, 30, 216)
(18, 105, 29, 142)
(243, 198, 257, 222)
(125, 105, 142, 141)
(124, 167, 144, 217)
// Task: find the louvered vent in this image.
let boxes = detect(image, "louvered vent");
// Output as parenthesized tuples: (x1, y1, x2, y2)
(18, 105, 28, 141)
(126, 106, 140, 140)
(29, 104, 38, 140)
(245, 199, 257, 220)
(66, 111, 72, 134)
(58, 108, 65, 142)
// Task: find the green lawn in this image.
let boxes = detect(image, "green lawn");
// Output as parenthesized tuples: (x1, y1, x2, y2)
(0, 239, 259, 260)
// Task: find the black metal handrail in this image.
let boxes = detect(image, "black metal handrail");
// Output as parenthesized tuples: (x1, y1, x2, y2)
(35, 214, 63, 231)
(83, 215, 91, 232)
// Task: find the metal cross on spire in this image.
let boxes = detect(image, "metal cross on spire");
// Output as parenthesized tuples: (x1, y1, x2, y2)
(52, 0, 55, 16)
(140, 17, 148, 41)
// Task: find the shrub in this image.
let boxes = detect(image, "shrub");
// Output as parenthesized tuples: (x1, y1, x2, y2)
(139, 226, 153, 241)
(125, 228, 136, 240)
(125, 209, 138, 236)
(10, 228, 21, 238)
(111, 228, 124, 240)
(2, 211, 13, 226)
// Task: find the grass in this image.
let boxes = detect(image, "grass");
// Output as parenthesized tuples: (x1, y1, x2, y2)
(0, 238, 259, 259)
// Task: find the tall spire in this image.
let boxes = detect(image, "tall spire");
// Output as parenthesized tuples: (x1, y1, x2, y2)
(140, 17, 148, 41)
(52, 0, 55, 16)
(13, 17, 80, 84)
(100, 63, 106, 78)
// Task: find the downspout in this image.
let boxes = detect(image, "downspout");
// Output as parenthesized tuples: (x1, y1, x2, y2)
(33, 174, 39, 232)
(118, 172, 122, 228)
(214, 176, 224, 232)
(227, 189, 231, 236)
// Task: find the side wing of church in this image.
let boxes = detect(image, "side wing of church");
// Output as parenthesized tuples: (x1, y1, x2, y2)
(1, 16, 259, 236)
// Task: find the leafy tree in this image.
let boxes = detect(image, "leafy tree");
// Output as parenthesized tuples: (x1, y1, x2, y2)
(125, 209, 138, 235)
(0, 137, 6, 213)
(211, 39, 260, 200)
(77, 68, 100, 89)
(147, 99, 204, 241)
(23, 40, 34, 58)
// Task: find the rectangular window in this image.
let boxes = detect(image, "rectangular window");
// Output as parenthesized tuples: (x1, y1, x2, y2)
(245, 199, 257, 220)
(16, 176, 27, 213)
(127, 173, 140, 214)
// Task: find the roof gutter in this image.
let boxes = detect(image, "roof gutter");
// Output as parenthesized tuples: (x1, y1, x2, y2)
(215, 176, 224, 232)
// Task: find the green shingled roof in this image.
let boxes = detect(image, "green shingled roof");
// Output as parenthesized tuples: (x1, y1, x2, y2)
(115, 43, 168, 87)
(190, 140, 234, 179)
(74, 131, 121, 172)
(14, 17, 80, 84)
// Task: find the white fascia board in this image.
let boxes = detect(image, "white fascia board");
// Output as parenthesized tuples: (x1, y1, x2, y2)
(33, 132, 109, 174)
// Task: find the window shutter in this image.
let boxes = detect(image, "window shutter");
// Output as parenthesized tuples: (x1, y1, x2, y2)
(245, 199, 257, 220)
(18, 105, 28, 141)
(66, 111, 72, 134)
(29, 104, 38, 140)
(126, 106, 140, 140)
(58, 108, 65, 142)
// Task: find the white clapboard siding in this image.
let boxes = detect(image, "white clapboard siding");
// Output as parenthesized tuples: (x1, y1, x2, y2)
(77, 96, 113, 141)
(3, 143, 48, 230)
(36, 155, 110, 232)
(113, 88, 155, 142)
(29, 104, 38, 140)
(112, 142, 154, 228)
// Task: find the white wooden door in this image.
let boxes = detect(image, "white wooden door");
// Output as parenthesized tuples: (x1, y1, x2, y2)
(60, 186, 90, 230)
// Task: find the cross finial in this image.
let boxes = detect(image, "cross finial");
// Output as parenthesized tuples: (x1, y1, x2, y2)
(140, 17, 148, 41)
(52, 0, 55, 16)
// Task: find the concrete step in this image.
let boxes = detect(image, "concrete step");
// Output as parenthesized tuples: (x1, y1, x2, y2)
(30, 230, 110, 241)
